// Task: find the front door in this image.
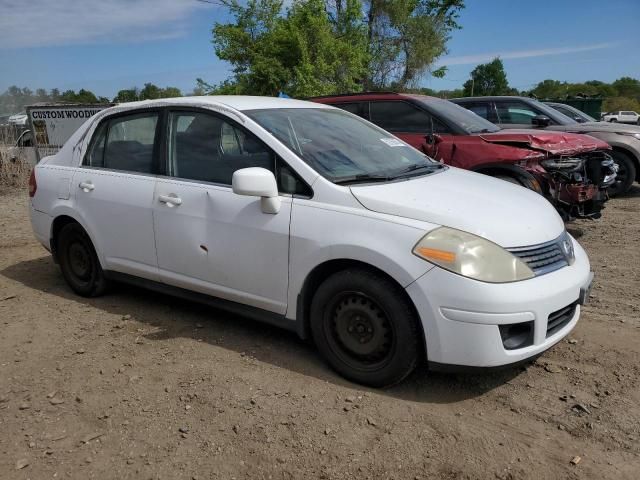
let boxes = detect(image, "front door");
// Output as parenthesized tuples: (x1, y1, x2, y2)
(367, 100, 455, 163)
(73, 110, 161, 279)
(153, 110, 291, 314)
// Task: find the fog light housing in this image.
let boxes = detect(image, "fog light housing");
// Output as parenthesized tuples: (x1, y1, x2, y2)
(498, 321, 534, 350)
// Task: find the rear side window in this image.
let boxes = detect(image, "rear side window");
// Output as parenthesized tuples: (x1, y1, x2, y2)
(84, 112, 159, 174)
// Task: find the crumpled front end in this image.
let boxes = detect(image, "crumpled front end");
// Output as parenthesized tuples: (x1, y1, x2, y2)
(540, 150, 617, 220)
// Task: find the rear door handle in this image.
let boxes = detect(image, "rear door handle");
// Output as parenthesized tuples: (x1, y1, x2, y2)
(158, 194, 182, 207)
(78, 181, 94, 192)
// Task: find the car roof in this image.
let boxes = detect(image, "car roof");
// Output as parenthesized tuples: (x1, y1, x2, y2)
(311, 92, 441, 102)
(452, 96, 536, 102)
(111, 96, 329, 112)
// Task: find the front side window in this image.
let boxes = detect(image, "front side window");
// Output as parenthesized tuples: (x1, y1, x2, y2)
(85, 112, 159, 173)
(246, 108, 443, 183)
(495, 101, 540, 125)
(421, 98, 500, 134)
(168, 111, 276, 186)
(369, 101, 432, 133)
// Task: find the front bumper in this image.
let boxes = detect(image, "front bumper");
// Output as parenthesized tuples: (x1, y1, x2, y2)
(406, 237, 591, 367)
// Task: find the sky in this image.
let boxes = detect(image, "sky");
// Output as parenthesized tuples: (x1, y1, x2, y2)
(0, 0, 639, 100)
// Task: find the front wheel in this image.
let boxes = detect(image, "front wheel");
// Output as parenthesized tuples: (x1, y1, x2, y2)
(57, 223, 109, 297)
(608, 150, 636, 196)
(310, 269, 421, 388)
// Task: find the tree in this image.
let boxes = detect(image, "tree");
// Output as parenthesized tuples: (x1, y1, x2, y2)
(462, 57, 509, 96)
(114, 88, 139, 103)
(364, 0, 464, 90)
(612, 76, 640, 99)
(210, 0, 368, 97)
(139, 83, 162, 100)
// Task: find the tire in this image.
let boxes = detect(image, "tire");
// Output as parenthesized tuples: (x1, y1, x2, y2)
(310, 268, 421, 388)
(608, 150, 636, 197)
(610, 118, 617, 123)
(495, 174, 523, 186)
(57, 223, 109, 297)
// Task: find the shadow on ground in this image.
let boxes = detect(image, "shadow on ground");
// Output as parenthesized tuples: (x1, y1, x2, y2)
(2, 256, 526, 403)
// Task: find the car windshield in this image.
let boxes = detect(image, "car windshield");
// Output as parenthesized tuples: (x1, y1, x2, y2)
(246, 108, 443, 183)
(417, 97, 501, 134)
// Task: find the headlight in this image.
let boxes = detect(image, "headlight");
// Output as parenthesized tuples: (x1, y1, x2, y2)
(632, 133, 640, 141)
(413, 227, 535, 283)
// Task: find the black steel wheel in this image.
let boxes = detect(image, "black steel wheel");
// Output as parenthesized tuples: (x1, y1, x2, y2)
(310, 268, 421, 387)
(57, 223, 109, 297)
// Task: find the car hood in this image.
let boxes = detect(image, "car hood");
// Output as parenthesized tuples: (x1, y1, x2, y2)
(478, 129, 609, 155)
(547, 122, 640, 135)
(350, 167, 565, 248)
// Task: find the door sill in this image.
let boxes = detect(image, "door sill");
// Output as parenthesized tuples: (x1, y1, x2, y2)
(104, 270, 300, 336)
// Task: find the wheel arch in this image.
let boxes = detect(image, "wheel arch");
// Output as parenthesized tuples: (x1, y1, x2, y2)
(610, 146, 640, 182)
(295, 259, 427, 357)
(50, 213, 100, 265)
(472, 163, 543, 193)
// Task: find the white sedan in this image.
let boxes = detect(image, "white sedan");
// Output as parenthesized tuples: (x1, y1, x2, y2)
(28, 96, 593, 387)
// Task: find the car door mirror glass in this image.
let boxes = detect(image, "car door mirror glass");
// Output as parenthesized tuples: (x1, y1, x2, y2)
(232, 167, 281, 214)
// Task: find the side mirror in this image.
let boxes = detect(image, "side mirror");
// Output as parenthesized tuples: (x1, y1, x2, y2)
(232, 167, 281, 214)
(425, 133, 443, 145)
(574, 116, 585, 123)
(531, 115, 551, 127)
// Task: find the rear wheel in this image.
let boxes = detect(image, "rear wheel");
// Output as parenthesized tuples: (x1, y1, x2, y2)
(310, 268, 421, 388)
(57, 223, 109, 297)
(608, 150, 636, 196)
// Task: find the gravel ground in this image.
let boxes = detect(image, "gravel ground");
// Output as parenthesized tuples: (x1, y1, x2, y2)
(1, 187, 639, 479)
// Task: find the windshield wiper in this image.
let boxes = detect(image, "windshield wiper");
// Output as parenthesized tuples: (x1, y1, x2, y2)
(333, 173, 392, 185)
(390, 163, 444, 179)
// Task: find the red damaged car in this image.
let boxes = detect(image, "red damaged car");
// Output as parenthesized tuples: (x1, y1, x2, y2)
(311, 93, 617, 220)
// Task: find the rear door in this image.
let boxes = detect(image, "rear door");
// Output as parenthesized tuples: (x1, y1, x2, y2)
(73, 110, 161, 279)
(152, 109, 294, 314)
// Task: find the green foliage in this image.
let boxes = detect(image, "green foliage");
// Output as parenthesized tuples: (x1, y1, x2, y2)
(206, 0, 463, 95)
(0, 86, 108, 115)
(462, 57, 510, 96)
(365, 0, 464, 89)
(611, 77, 640, 99)
(112, 84, 183, 103)
(603, 96, 640, 113)
(208, 0, 368, 97)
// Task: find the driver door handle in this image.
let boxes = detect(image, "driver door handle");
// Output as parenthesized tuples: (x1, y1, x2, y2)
(78, 181, 94, 192)
(158, 194, 182, 207)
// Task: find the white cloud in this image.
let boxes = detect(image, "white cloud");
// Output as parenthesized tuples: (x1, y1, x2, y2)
(0, 0, 216, 49)
(437, 43, 618, 67)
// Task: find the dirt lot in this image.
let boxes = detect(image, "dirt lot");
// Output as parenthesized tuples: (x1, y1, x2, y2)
(1, 187, 639, 480)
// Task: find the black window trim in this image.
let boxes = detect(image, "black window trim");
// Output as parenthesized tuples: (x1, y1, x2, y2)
(162, 106, 313, 198)
(368, 99, 470, 136)
(81, 107, 164, 177)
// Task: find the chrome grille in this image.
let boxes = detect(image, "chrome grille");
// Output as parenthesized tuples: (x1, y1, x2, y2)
(507, 235, 570, 276)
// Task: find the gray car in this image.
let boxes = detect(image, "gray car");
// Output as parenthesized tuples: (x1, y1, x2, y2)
(544, 102, 597, 124)
(452, 96, 640, 195)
